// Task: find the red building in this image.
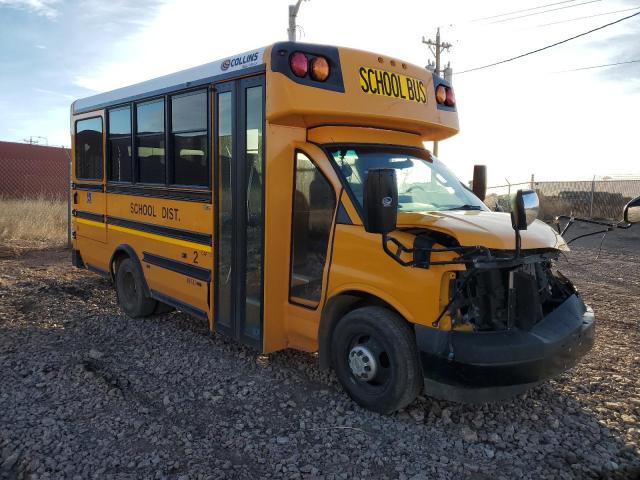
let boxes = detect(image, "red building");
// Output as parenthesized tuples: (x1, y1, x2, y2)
(0, 141, 70, 199)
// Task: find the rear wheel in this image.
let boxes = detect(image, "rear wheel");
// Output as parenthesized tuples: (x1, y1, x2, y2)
(115, 258, 157, 318)
(331, 306, 423, 414)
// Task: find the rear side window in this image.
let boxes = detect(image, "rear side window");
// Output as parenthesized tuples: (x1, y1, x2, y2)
(171, 90, 208, 186)
(75, 117, 103, 180)
(108, 106, 132, 182)
(136, 99, 165, 184)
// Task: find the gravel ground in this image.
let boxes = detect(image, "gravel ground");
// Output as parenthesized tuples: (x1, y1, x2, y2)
(1, 243, 639, 480)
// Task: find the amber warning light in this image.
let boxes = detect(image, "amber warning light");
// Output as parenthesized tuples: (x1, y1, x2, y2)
(310, 56, 330, 81)
(289, 51, 330, 81)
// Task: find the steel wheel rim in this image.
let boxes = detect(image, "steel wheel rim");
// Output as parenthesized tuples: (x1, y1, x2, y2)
(346, 333, 392, 389)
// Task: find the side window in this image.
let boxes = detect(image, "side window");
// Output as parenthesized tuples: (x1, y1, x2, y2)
(289, 152, 336, 306)
(107, 106, 132, 182)
(75, 117, 103, 180)
(171, 90, 208, 187)
(136, 99, 165, 184)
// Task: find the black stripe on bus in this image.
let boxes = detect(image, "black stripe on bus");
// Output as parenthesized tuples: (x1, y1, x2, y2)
(106, 184, 212, 203)
(143, 252, 211, 282)
(150, 290, 208, 320)
(72, 183, 104, 192)
(106, 216, 212, 246)
(72, 210, 105, 223)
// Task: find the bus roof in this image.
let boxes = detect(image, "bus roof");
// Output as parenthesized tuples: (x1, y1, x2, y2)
(73, 47, 266, 114)
(73, 42, 459, 141)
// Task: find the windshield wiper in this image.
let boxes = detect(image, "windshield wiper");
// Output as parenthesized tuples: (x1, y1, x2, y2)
(444, 204, 483, 211)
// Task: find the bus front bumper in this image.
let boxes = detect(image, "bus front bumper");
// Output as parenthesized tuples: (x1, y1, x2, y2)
(415, 294, 595, 403)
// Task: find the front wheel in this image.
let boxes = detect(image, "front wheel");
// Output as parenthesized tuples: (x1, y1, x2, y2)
(331, 306, 423, 414)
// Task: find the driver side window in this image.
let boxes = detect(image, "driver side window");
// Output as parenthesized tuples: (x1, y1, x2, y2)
(289, 152, 336, 307)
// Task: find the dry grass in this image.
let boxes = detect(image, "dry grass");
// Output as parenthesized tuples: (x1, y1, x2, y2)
(0, 197, 67, 257)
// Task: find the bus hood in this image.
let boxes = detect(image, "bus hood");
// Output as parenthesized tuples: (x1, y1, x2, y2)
(397, 210, 568, 251)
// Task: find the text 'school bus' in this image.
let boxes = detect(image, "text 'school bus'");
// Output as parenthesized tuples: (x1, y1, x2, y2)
(70, 42, 594, 413)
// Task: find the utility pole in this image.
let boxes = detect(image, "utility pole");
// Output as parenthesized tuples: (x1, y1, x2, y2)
(422, 28, 452, 156)
(23, 136, 48, 145)
(287, 0, 308, 42)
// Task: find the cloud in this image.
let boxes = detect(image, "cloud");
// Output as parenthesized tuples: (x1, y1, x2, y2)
(0, 0, 60, 18)
(586, 17, 640, 89)
(603, 32, 640, 80)
(33, 87, 75, 100)
(69, 0, 274, 93)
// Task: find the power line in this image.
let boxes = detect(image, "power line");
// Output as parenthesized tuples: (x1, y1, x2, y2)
(489, 0, 602, 25)
(536, 6, 640, 27)
(440, 0, 579, 31)
(553, 58, 640, 72)
(457, 10, 640, 74)
(445, 0, 606, 33)
(472, 0, 579, 22)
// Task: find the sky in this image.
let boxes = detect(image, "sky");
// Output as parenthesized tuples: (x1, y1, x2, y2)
(0, 0, 639, 185)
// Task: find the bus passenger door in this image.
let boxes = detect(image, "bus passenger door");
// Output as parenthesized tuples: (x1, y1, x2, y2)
(214, 75, 264, 349)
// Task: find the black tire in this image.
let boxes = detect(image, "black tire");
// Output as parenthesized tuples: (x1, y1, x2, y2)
(331, 306, 423, 414)
(115, 258, 157, 318)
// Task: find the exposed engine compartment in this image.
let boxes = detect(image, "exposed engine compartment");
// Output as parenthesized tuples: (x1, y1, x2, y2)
(379, 228, 580, 332)
(449, 257, 577, 332)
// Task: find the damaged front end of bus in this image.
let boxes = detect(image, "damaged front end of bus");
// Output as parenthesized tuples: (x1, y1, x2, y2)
(414, 246, 595, 403)
(362, 169, 606, 402)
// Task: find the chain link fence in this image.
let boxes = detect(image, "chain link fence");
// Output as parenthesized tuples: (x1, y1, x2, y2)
(0, 143, 70, 200)
(485, 176, 640, 221)
(0, 142, 71, 254)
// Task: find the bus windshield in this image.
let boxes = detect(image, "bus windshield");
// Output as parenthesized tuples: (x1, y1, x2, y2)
(329, 145, 487, 213)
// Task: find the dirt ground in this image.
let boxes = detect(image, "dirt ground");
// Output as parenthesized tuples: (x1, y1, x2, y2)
(0, 236, 639, 479)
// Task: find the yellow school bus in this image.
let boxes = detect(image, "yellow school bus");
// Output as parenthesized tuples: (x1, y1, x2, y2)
(71, 42, 595, 413)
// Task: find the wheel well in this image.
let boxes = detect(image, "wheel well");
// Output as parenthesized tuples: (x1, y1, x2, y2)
(318, 291, 406, 370)
(108, 245, 148, 295)
(110, 251, 129, 280)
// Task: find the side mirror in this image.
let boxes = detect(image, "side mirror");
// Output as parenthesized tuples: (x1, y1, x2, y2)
(363, 168, 398, 234)
(623, 195, 640, 224)
(511, 189, 539, 231)
(472, 165, 487, 201)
